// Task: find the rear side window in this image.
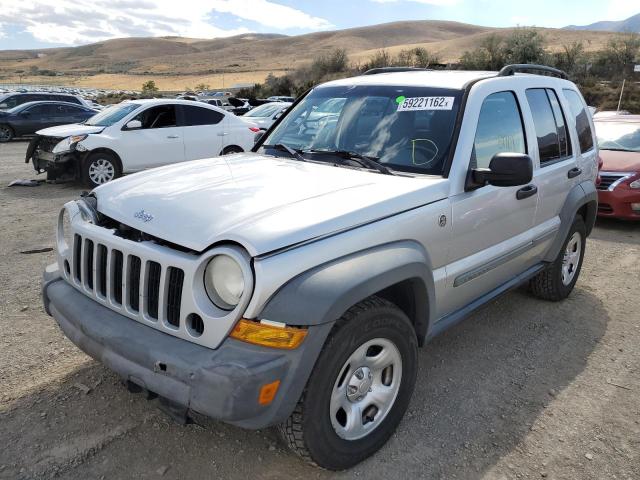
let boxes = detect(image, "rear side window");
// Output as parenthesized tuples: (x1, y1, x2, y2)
(526, 88, 572, 164)
(563, 89, 594, 153)
(472, 91, 526, 169)
(181, 105, 224, 126)
(55, 95, 81, 105)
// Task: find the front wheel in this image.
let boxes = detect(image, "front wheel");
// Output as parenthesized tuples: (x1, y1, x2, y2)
(81, 152, 122, 188)
(278, 297, 418, 470)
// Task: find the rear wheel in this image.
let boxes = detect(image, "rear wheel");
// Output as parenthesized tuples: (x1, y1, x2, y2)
(278, 297, 418, 470)
(81, 152, 122, 188)
(0, 124, 14, 142)
(529, 215, 586, 301)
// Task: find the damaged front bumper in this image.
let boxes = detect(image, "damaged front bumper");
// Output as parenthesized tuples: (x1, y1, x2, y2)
(26, 137, 86, 180)
(42, 264, 331, 429)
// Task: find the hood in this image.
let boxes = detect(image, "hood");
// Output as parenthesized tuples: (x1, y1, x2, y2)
(600, 149, 640, 173)
(36, 123, 104, 137)
(93, 153, 448, 255)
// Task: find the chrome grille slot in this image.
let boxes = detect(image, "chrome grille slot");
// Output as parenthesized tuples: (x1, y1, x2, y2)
(146, 261, 161, 320)
(97, 244, 108, 297)
(112, 250, 123, 305)
(84, 239, 94, 291)
(128, 256, 142, 312)
(166, 267, 184, 328)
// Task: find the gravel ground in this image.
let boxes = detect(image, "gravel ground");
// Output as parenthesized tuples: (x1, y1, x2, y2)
(0, 139, 639, 480)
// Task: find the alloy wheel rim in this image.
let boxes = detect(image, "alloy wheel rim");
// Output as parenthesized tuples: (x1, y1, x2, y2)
(330, 338, 402, 441)
(561, 232, 582, 286)
(88, 158, 115, 184)
(0, 126, 10, 141)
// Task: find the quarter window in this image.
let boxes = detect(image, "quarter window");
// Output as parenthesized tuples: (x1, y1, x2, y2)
(563, 89, 595, 153)
(181, 105, 224, 126)
(526, 88, 572, 164)
(472, 91, 526, 169)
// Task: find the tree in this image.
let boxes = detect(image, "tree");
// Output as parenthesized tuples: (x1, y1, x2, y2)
(503, 28, 547, 65)
(195, 83, 210, 91)
(141, 80, 159, 94)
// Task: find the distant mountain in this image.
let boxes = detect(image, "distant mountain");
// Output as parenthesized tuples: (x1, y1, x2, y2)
(564, 13, 640, 32)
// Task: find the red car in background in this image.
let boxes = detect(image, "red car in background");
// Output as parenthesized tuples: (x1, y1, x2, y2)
(593, 115, 640, 220)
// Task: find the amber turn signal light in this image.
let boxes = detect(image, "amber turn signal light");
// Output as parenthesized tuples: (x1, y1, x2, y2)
(229, 319, 307, 349)
(258, 380, 281, 405)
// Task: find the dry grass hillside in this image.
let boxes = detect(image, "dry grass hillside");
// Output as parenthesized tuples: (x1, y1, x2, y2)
(0, 20, 629, 90)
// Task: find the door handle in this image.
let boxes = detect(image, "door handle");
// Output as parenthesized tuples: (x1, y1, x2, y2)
(567, 167, 582, 179)
(516, 184, 538, 200)
(217, 132, 229, 137)
(166, 135, 180, 139)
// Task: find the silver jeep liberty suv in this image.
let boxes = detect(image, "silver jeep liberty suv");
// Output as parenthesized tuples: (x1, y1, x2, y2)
(43, 64, 598, 470)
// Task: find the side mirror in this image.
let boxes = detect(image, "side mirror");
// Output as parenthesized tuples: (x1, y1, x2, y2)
(124, 119, 142, 130)
(254, 130, 266, 144)
(467, 152, 533, 190)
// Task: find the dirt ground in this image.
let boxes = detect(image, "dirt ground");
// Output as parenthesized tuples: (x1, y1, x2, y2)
(0, 139, 638, 480)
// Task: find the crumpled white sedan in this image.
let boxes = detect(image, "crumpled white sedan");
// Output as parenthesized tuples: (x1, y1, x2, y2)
(26, 99, 260, 187)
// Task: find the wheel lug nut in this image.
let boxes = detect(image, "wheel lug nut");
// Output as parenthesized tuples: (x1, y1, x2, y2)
(355, 370, 364, 380)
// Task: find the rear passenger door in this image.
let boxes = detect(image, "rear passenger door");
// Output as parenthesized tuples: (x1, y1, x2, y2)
(563, 89, 598, 184)
(524, 88, 579, 244)
(179, 104, 225, 160)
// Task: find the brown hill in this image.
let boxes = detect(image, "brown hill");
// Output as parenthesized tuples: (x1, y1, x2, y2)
(0, 20, 629, 90)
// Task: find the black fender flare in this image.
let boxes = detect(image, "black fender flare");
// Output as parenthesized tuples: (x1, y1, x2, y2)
(258, 240, 435, 344)
(543, 180, 597, 262)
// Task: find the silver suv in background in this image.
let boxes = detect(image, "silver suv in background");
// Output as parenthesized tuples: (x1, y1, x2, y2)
(43, 65, 598, 470)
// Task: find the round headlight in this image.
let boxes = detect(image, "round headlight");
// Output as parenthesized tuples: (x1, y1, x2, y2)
(57, 208, 74, 253)
(204, 254, 245, 310)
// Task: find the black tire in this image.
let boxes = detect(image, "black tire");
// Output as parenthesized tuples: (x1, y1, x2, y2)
(529, 215, 586, 301)
(278, 296, 418, 470)
(221, 145, 243, 155)
(0, 124, 14, 142)
(81, 151, 122, 188)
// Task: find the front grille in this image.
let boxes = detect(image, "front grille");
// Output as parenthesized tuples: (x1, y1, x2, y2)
(598, 173, 627, 191)
(70, 235, 185, 326)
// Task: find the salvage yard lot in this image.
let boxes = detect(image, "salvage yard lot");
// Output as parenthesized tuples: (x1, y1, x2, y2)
(0, 139, 638, 480)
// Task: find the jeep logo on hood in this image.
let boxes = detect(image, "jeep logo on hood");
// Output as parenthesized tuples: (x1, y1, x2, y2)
(134, 209, 154, 222)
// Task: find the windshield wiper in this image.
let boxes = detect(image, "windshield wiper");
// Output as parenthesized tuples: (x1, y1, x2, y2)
(264, 143, 307, 162)
(305, 149, 394, 175)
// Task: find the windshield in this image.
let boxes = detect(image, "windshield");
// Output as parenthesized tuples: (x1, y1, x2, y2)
(261, 85, 462, 175)
(85, 102, 140, 126)
(245, 103, 286, 118)
(596, 121, 640, 152)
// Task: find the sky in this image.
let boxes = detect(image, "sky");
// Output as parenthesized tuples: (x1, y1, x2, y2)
(0, 0, 638, 50)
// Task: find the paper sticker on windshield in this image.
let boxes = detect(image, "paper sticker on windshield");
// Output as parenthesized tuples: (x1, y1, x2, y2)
(397, 96, 454, 111)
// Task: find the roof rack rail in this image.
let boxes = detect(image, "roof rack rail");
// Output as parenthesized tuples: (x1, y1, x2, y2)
(362, 67, 431, 75)
(498, 64, 568, 80)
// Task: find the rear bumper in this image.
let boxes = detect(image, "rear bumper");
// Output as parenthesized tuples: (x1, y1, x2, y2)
(597, 189, 640, 220)
(43, 265, 332, 429)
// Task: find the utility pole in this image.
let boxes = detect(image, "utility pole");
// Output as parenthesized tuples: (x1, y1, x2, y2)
(617, 78, 626, 113)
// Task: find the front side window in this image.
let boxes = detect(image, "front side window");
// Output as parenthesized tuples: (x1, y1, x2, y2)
(563, 89, 594, 153)
(526, 88, 571, 164)
(472, 91, 526, 169)
(262, 85, 463, 175)
(86, 103, 140, 127)
(25, 104, 55, 115)
(1, 96, 19, 108)
(132, 105, 177, 129)
(180, 105, 224, 126)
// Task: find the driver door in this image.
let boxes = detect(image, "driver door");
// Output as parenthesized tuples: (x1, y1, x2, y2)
(442, 90, 539, 315)
(118, 104, 185, 171)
